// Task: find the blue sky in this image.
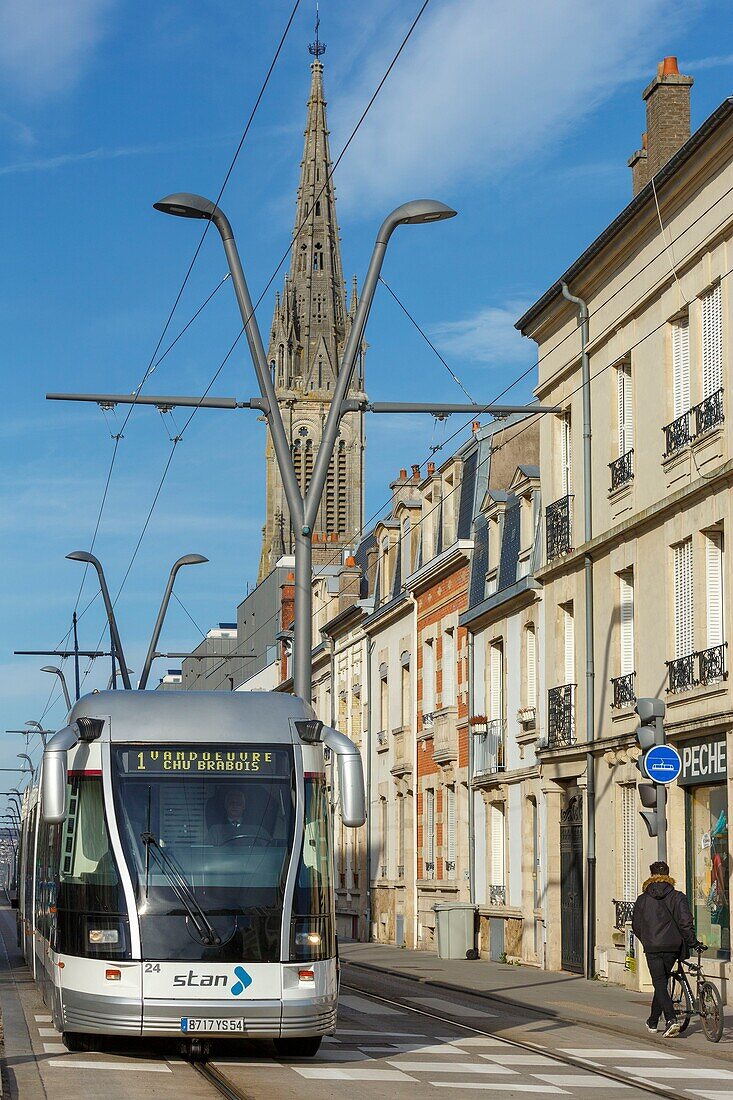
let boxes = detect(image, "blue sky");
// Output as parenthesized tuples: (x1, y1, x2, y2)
(1, 0, 732, 778)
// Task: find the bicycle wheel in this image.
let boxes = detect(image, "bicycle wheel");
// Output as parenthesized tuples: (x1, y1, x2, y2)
(668, 971, 693, 1033)
(699, 980, 724, 1042)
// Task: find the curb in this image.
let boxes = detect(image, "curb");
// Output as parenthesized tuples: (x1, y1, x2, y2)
(341, 957, 733, 1061)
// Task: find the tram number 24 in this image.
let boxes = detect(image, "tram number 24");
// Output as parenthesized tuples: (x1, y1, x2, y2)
(145, 963, 161, 973)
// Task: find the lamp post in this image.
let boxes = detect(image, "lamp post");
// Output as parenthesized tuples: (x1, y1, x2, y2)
(17, 754, 34, 774)
(26, 721, 51, 748)
(139, 554, 209, 689)
(41, 665, 72, 711)
(66, 551, 131, 689)
(154, 194, 456, 701)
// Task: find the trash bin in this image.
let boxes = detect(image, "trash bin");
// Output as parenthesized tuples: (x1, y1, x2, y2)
(434, 902, 478, 960)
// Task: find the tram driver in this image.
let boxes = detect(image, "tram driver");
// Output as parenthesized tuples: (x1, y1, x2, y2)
(206, 788, 248, 845)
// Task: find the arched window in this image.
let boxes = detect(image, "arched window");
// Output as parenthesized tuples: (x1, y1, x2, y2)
(277, 344, 285, 386)
(315, 200, 321, 216)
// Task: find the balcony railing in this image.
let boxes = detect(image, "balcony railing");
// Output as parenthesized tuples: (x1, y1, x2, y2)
(695, 387, 724, 436)
(664, 388, 724, 457)
(425, 860, 435, 880)
(547, 683, 575, 747)
(446, 860, 456, 874)
(546, 495, 573, 560)
(612, 899, 635, 929)
(488, 884, 506, 907)
(667, 652, 696, 693)
(380, 864, 388, 878)
(376, 730, 388, 750)
(611, 671, 636, 709)
(473, 718, 505, 777)
(397, 864, 404, 879)
(609, 449, 634, 491)
(698, 642, 727, 685)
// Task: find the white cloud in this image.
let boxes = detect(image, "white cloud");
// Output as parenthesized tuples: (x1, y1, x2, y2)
(0, 134, 232, 176)
(0, 0, 115, 98)
(330, 0, 689, 213)
(431, 303, 533, 367)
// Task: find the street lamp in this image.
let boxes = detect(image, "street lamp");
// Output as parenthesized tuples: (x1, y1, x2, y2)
(154, 193, 456, 700)
(17, 754, 34, 773)
(41, 665, 72, 711)
(66, 551, 131, 689)
(26, 721, 50, 747)
(138, 553, 209, 689)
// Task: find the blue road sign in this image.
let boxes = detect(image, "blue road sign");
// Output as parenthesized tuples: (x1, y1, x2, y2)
(643, 744, 682, 784)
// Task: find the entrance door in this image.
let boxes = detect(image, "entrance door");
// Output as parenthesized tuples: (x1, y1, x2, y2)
(560, 794, 584, 973)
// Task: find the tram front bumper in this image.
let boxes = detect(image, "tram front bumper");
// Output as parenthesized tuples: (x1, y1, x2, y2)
(144, 994, 337, 1038)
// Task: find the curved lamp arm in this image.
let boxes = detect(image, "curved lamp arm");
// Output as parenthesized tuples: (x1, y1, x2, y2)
(66, 551, 131, 689)
(139, 554, 208, 689)
(41, 666, 71, 711)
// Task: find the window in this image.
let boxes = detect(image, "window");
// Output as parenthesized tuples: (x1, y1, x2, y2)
(619, 569, 635, 676)
(562, 602, 575, 684)
(446, 786, 456, 870)
(401, 519, 412, 584)
(443, 628, 456, 706)
(315, 200, 321, 216)
(424, 789, 435, 877)
(702, 285, 723, 398)
(561, 413, 572, 495)
(617, 362, 633, 456)
(380, 536, 390, 601)
(397, 795, 405, 877)
(401, 654, 410, 728)
(672, 314, 690, 418)
(673, 539, 694, 658)
(489, 641, 503, 721)
(423, 639, 435, 713)
(380, 799, 388, 878)
(490, 803, 505, 889)
(380, 666, 389, 733)
(621, 784, 637, 903)
(705, 530, 724, 649)
(686, 782, 730, 960)
(525, 624, 537, 708)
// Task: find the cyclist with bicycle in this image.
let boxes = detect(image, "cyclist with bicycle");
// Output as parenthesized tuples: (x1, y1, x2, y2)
(632, 860, 703, 1037)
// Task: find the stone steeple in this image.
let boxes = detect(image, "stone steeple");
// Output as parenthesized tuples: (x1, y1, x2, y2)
(258, 53, 365, 581)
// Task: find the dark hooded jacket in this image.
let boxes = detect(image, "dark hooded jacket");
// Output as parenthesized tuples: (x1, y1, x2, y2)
(631, 874, 696, 953)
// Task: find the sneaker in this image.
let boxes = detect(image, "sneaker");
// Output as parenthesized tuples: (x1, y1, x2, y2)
(662, 1021, 681, 1037)
(646, 1021, 659, 1033)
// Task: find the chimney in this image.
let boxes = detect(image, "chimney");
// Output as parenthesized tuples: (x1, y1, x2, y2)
(427, 461, 436, 476)
(399, 468, 407, 480)
(471, 420, 481, 434)
(338, 555, 361, 611)
(631, 56, 693, 194)
(411, 464, 421, 479)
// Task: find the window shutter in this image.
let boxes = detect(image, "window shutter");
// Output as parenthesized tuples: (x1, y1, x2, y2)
(702, 285, 723, 399)
(490, 804, 505, 887)
(619, 571, 635, 676)
(672, 317, 690, 418)
(622, 785, 637, 902)
(443, 630, 455, 706)
(706, 531, 724, 648)
(673, 539, 694, 658)
(446, 786, 456, 864)
(489, 644, 503, 720)
(617, 364, 633, 455)
(423, 641, 435, 713)
(526, 625, 537, 707)
(561, 415, 572, 494)
(564, 605, 575, 684)
(425, 790, 435, 870)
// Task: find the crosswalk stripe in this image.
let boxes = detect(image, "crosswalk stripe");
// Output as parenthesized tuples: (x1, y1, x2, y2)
(34, 1015, 52, 1023)
(437, 1036, 505, 1047)
(534, 1074, 631, 1089)
(48, 1060, 172, 1073)
(43, 1044, 67, 1054)
(339, 995, 403, 1015)
(409, 997, 494, 1018)
(431, 1085, 567, 1094)
(39, 1028, 59, 1037)
(621, 1068, 733, 1080)
(561, 1048, 679, 1060)
(387, 1061, 515, 1075)
(294, 1068, 417, 1081)
(480, 1054, 565, 1066)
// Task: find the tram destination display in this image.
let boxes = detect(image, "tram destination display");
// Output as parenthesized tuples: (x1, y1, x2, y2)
(117, 745, 290, 775)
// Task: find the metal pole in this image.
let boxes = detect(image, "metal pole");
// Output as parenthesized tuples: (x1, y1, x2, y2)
(66, 552, 131, 690)
(139, 555, 208, 690)
(293, 528, 313, 704)
(561, 282, 595, 982)
(467, 632, 475, 905)
(73, 612, 80, 700)
(657, 785, 668, 864)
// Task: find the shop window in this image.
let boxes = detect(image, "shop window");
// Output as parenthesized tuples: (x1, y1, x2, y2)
(686, 783, 730, 960)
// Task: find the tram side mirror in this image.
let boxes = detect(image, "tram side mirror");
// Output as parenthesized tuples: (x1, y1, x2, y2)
(41, 724, 79, 824)
(321, 726, 366, 828)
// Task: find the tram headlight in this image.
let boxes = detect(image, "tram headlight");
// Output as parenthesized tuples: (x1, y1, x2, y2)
(89, 929, 119, 945)
(295, 931, 322, 948)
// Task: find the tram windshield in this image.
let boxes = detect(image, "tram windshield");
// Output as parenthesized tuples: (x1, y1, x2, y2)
(113, 745, 295, 962)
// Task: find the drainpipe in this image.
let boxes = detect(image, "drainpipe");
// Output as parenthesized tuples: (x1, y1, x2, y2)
(560, 281, 595, 982)
(409, 590, 419, 949)
(467, 631, 476, 904)
(365, 638, 375, 940)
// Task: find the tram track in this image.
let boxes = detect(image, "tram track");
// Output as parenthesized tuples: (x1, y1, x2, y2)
(192, 1057, 255, 1100)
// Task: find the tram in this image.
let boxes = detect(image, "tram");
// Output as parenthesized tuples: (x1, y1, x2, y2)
(16, 689, 365, 1056)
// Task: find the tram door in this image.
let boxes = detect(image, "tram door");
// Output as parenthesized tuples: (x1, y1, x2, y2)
(560, 794, 583, 974)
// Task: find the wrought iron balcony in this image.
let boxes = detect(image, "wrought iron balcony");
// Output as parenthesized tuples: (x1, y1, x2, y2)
(667, 652, 696, 693)
(425, 860, 435, 879)
(376, 730, 388, 749)
(610, 671, 636, 709)
(609, 449, 634, 491)
(488, 884, 506, 907)
(694, 387, 724, 436)
(663, 410, 692, 457)
(612, 899, 635, 929)
(472, 718, 505, 777)
(546, 495, 573, 560)
(547, 683, 575, 747)
(446, 860, 456, 874)
(397, 864, 404, 879)
(380, 864, 387, 878)
(698, 642, 727, 686)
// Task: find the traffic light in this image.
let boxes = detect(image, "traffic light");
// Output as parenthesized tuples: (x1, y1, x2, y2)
(634, 697, 667, 860)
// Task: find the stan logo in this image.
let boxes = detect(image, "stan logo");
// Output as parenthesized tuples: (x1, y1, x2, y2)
(230, 966, 252, 996)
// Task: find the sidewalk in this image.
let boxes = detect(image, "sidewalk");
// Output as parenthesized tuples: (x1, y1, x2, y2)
(340, 939, 733, 1060)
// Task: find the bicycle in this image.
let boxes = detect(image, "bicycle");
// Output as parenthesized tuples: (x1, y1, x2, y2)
(668, 944, 725, 1042)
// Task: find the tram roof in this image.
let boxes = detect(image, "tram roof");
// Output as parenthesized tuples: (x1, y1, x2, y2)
(68, 690, 313, 744)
